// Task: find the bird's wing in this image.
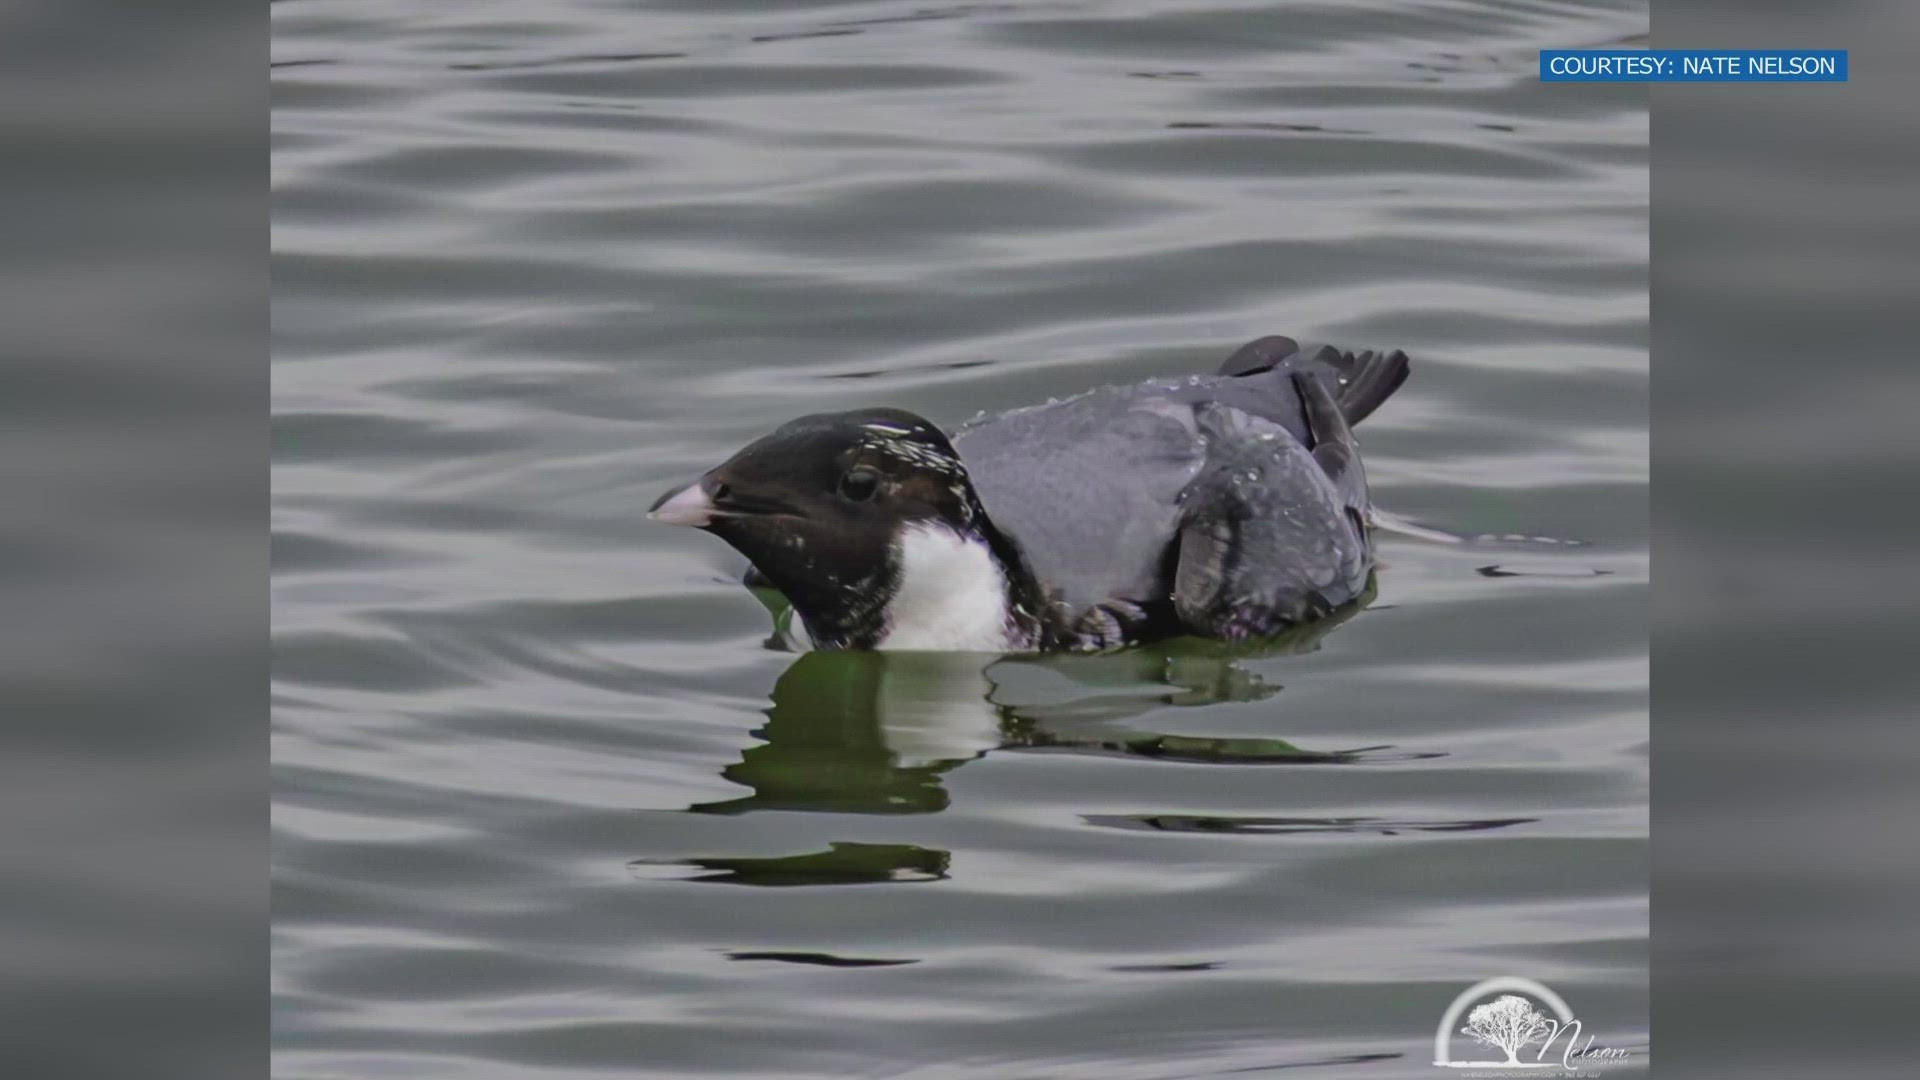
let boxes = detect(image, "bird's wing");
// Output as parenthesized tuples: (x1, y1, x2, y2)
(1170, 388, 1372, 639)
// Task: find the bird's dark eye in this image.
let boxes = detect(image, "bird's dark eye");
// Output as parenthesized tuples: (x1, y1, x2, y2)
(838, 467, 881, 502)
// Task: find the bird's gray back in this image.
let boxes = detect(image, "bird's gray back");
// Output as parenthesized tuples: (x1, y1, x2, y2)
(951, 373, 1318, 613)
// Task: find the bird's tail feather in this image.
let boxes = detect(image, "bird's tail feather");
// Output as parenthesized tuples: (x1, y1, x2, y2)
(1217, 335, 1410, 427)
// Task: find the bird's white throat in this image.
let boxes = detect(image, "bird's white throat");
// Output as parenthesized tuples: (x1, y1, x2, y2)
(876, 522, 1014, 652)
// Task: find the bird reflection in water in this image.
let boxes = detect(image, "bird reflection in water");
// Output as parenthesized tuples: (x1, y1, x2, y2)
(647, 584, 1439, 887)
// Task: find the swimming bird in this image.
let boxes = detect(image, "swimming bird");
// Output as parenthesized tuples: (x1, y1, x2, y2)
(649, 335, 1409, 652)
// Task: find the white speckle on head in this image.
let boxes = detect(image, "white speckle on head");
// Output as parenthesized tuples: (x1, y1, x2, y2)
(877, 522, 1014, 652)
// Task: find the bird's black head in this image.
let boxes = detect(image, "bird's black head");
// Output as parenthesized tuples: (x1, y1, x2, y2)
(650, 408, 1042, 649)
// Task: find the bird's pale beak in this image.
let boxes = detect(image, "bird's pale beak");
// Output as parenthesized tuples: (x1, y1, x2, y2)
(648, 480, 716, 527)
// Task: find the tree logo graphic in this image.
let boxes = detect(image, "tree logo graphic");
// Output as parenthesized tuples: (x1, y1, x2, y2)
(1431, 976, 1633, 1071)
(1460, 994, 1553, 1066)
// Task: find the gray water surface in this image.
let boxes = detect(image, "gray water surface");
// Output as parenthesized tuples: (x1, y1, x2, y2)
(273, 2, 1648, 1076)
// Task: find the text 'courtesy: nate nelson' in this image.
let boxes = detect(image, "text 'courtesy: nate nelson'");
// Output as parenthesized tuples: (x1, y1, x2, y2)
(1539, 49, 1847, 82)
